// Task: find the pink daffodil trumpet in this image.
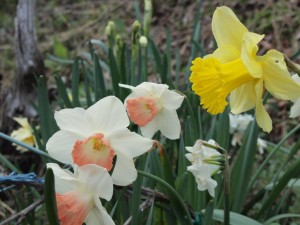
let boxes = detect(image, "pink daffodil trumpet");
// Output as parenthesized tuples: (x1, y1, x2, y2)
(46, 96, 153, 186)
(119, 82, 184, 140)
(47, 163, 115, 225)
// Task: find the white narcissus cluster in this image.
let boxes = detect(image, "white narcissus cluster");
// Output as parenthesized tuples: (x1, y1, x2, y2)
(185, 139, 221, 197)
(46, 96, 153, 186)
(45, 82, 186, 224)
(119, 82, 184, 140)
(46, 96, 155, 225)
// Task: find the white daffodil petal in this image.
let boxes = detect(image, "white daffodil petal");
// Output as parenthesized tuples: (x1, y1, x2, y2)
(108, 128, 153, 158)
(140, 118, 159, 139)
(85, 199, 115, 225)
(112, 152, 137, 186)
(87, 96, 129, 133)
(160, 90, 184, 110)
(157, 109, 181, 140)
(46, 130, 84, 164)
(46, 163, 79, 194)
(54, 108, 93, 136)
(77, 165, 113, 201)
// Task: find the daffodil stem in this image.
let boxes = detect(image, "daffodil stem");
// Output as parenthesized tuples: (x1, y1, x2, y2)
(201, 141, 226, 155)
(0, 132, 60, 163)
(224, 151, 230, 225)
(284, 55, 300, 76)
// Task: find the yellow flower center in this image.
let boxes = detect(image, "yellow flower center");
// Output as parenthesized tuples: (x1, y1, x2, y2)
(190, 57, 254, 114)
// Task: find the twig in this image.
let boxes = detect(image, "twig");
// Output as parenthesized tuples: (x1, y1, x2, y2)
(123, 197, 155, 225)
(0, 198, 44, 225)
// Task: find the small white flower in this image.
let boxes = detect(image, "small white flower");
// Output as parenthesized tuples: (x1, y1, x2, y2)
(229, 113, 253, 146)
(119, 82, 184, 140)
(185, 139, 221, 197)
(257, 138, 267, 154)
(290, 74, 300, 118)
(46, 96, 153, 186)
(47, 163, 115, 225)
(11, 117, 36, 152)
(187, 164, 217, 197)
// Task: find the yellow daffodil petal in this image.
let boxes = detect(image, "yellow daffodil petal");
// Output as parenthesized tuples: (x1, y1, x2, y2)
(262, 50, 300, 100)
(208, 46, 240, 63)
(255, 80, 272, 133)
(230, 80, 257, 114)
(241, 32, 264, 78)
(212, 6, 247, 51)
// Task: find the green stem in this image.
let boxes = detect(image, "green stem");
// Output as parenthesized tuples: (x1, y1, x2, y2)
(248, 123, 300, 190)
(137, 170, 193, 225)
(224, 152, 230, 225)
(0, 132, 60, 163)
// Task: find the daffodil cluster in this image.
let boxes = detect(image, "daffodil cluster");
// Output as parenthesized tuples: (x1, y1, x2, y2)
(46, 83, 184, 225)
(190, 6, 300, 133)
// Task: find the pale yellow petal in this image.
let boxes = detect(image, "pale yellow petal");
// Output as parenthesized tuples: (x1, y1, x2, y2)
(254, 80, 272, 133)
(262, 49, 300, 100)
(230, 81, 256, 114)
(13, 117, 31, 129)
(241, 32, 264, 78)
(208, 46, 240, 63)
(212, 6, 247, 51)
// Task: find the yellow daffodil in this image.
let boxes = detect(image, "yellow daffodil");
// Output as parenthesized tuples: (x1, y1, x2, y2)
(190, 6, 300, 132)
(10, 117, 35, 152)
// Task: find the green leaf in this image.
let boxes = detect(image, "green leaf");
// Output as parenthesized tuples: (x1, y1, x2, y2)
(37, 76, 59, 146)
(71, 57, 80, 107)
(109, 48, 121, 98)
(203, 200, 214, 225)
(44, 168, 59, 225)
(257, 157, 300, 218)
(54, 76, 73, 108)
(93, 53, 106, 101)
(211, 209, 262, 225)
(138, 170, 193, 225)
(231, 121, 259, 212)
(263, 213, 300, 225)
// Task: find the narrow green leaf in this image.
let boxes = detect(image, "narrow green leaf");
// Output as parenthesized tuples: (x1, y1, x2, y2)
(71, 57, 80, 106)
(44, 168, 59, 225)
(257, 158, 300, 218)
(81, 61, 93, 107)
(54, 76, 73, 108)
(158, 145, 176, 188)
(216, 107, 230, 149)
(149, 38, 162, 75)
(145, 199, 155, 225)
(210, 209, 262, 225)
(109, 48, 121, 98)
(231, 121, 259, 212)
(138, 170, 193, 225)
(47, 54, 73, 64)
(263, 213, 300, 225)
(203, 200, 214, 225)
(37, 76, 58, 145)
(93, 53, 106, 100)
